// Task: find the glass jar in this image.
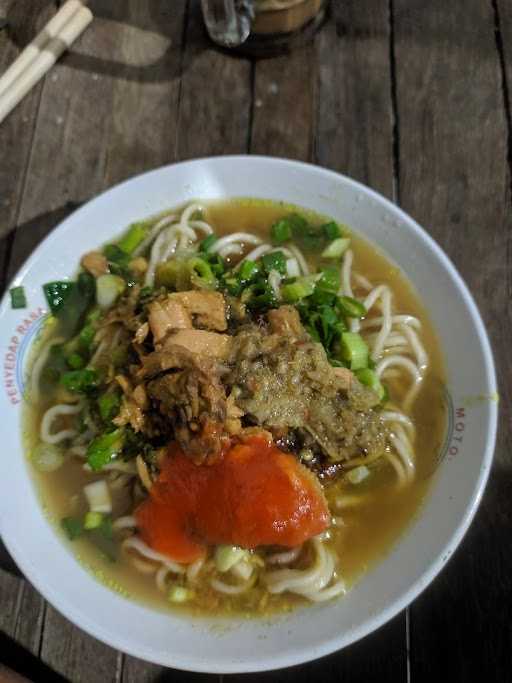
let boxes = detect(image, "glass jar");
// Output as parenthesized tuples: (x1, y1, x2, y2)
(201, 0, 329, 56)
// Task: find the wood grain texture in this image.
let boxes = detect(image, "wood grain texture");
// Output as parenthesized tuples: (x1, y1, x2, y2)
(496, 0, 512, 85)
(393, 1, 512, 680)
(0, 0, 55, 238)
(175, 0, 252, 160)
(315, 0, 395, 198)
(250, 44, 315, 161)
(8, 0, 187, 278)
(41, 609, 122, 683)
(1, 3, 189, 682)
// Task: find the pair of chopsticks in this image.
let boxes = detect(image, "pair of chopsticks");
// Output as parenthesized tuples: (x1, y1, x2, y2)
(0, 0, 93, 125)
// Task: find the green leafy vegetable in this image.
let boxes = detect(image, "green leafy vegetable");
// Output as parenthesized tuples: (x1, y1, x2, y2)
(197, 251, 225, 278)
(317, 267, 340, 292)
(67, 352, 86, 370)
(104, 244, 130, 266)
(61, 368, 99, 394)
(337, 295, 367, 319)
(238, 260, 261, 283)
(43, 281, 75, 316)
(271, 218, 293, 244)
(199, 234, 218, 252)
(87, 429, 125, 471)
(43, 273, 96, 336)
(262, 250, 287, 276)
(98, 392, 121, 422)
(240, 279, 277, 310)
(322, 222, 343, 240)
(79, 324, 96, 350)
(10, 286, 27, 309)
(61, 516, 84, 541)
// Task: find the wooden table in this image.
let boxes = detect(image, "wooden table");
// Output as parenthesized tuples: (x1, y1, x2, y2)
(0, 1, 511, 681)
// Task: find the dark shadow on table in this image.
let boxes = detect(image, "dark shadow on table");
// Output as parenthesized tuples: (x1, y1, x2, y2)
(2, 0, 213, 84)
(0, 629, 69, 683)
(0, 202, 82, 289)
(0, 538, 21, 577)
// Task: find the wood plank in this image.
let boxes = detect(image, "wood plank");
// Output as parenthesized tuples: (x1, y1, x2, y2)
(496, 0, 512, 88)
(393, 1, 512, 681)
(0, 568, 46, 664)
(121, 656, 213, 683)
(250, 44, 315, 161)
(8, 0, 186, 278)
(0, 0, 55, 238)
(315, 0, 395, 198)
(175, 0, 252, 160)
(315, 4, 407, 680)
(2, 3, 187, 682)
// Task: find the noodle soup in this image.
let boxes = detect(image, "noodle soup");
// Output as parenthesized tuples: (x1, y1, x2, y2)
(24, 199, 446, 616)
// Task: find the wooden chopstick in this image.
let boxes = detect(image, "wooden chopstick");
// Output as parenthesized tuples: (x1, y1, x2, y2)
(0, 0, 83, 98)
(0, 1, 93, 125)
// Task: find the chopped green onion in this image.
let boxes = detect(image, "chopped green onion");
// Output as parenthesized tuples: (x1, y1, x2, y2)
(86, 429, 124, 472)
(79, 324, 96, 350)
(271, 218, 293, 244)
(43, 281, 74, 316)
(118, 222, 147, 255)
(96, 274, 126, 309)
(198, 252, 225, 277)
(347, 465, 370, 484)
(355, 368, 386, 402)
(84, 511, 104, 530)
(104, 244, 130, 266)
(187, 257, 217, 290)
(283, 214, 316, 250)
(10, 286, 27, 309)
(317, 267, 340, 292)
(61, 516, 84, 541)
(33, 443, 64, 472)
(155, 260, 186, 290)
(337, 295, 367, 319)
(240, 279, 276, 310)
(222, 276, 242, 297)
(199, 234, 218, 252)
(322, 222, 343, 240)
(238, 260, 261, 283)
(309, 287, 336, 307)
(61, 368, 99, 394)
(281, 276, 316, 303)
(214, 545, 246, 572)
(322, 237, 351, 259)
(43, 273, 96, 335)
(340, 332, 369, 370)
(262, 251, 287, 275)
(168, 585, 194, 603)
(67, 352, 86, 370)
(98, 392, 121, 422)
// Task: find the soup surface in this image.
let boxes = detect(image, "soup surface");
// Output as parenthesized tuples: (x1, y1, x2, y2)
(24, 199, 446, 616)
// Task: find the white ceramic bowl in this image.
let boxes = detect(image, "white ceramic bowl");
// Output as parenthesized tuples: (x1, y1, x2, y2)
(0, 157, 497, 673)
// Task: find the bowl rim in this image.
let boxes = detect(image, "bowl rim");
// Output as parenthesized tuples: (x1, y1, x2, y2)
(0, 155, 498, 673)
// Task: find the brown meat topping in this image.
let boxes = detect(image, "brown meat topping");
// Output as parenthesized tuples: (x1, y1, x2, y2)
(81, 251, 108, 277)
(166, 329, 231, 359)
(168, 291, 227, 331)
